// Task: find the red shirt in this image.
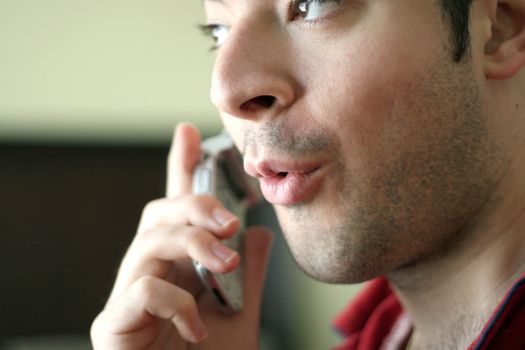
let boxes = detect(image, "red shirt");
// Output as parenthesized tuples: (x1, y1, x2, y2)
(332, 274, 525, 350)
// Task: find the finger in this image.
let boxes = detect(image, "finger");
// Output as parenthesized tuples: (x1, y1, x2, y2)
(94, 276, 209, 345)
(113, 225, 241, 297)
(137, 195, 240, 238)
(242, 227, 274, 315)
(167, 123, 201, 198)
(136, 225, 240, 272)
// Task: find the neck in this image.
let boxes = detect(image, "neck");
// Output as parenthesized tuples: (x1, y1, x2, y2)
(388, 155, 525, 348)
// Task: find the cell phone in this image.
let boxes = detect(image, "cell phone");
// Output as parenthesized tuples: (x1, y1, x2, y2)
(192, 131, 261, 313)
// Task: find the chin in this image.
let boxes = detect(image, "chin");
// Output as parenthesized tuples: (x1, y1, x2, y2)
(277, 206, 409, 285)
(285, 233, 389, 285)
(295, 256, 383, 284)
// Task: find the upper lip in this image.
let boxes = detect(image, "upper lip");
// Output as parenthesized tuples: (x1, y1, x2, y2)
(245, 158, 322, 178)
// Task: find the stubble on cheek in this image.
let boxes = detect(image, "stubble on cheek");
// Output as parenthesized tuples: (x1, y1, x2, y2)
(343, 57, 499, 278)
(277, 52, 501, 284)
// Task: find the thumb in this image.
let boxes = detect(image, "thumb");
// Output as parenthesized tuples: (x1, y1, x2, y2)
(242, 227, 274, 315)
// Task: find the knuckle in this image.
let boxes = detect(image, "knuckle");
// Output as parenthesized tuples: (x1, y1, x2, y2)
(185, 226, 210, 244)
(90, 310, 113, 344)
(174, 291, 197, 319)
(185, 228, 213, 255)
(185, 194, 205, 210)
(133, 276, 158, 303)
(90, 314, 103, 338)
(142, 198, 163, 217)
(187, 195, 221, 220)
(200, 194, 221, 207)
(139, 225, 168, 239)
(141, 195, 220, 226)
(187, 193, 217, 208)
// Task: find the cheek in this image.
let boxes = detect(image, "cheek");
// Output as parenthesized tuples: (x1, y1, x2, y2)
(306, 50, 411, 170)
(298, 2, 447, 154)
(304, 27, 447, 175)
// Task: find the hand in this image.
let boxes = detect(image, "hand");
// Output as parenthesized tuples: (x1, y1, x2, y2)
(90, 123, 273, 349)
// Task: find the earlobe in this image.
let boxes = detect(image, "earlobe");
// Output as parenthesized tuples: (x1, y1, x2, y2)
(484, 1, 525, 80)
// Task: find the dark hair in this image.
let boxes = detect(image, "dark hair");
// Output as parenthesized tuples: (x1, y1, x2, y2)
(439, 0, 475, 62)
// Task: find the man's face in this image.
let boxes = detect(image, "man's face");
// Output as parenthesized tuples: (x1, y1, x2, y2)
(204, 0, 500, 283)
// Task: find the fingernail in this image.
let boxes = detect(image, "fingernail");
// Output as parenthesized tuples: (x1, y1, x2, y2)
(212, 207, 237, 227)
(194, 318, 209, 341)
(212, 241, 237, 264)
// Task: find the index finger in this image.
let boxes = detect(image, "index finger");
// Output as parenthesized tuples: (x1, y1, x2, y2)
(166, 123, 202, 197)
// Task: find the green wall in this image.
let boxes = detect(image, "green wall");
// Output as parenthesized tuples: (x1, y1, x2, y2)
(0, 0, 220, 143)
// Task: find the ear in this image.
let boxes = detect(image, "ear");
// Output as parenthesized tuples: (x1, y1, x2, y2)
(484, 0, 525, 80)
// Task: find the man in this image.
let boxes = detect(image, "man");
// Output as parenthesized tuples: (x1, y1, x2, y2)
(91, 0, 525, 348)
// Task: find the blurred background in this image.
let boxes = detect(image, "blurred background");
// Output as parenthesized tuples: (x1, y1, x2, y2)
(0, 1, 360, 349)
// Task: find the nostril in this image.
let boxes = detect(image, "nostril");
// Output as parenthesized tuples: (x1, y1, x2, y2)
(240, 95, 276, 111)
(257, 95, 276, 108)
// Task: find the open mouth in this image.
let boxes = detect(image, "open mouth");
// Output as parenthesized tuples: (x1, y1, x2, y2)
(258, 166, 323, 205)
(243, 157, 325, 205)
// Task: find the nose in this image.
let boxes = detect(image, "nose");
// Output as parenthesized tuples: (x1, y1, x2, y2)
(210, 21, 296, 121)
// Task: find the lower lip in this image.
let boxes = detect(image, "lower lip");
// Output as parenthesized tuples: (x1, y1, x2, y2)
(259, 169, 324, 205)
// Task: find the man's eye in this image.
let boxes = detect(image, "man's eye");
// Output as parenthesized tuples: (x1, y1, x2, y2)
(290, 0, 341, 21)
(200, 24, 230, 50)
